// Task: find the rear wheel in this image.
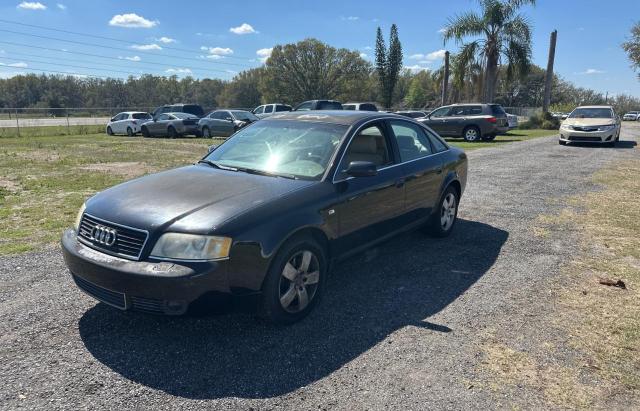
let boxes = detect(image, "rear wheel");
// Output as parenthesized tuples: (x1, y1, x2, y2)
(126, 127, 134, 137)
(168, 126, 179, 139)
(141, 127, 150, 138)
(426, 186, 459, 237)
(259, 236, 327, 325)
(462, 126, 481, 142)
(202, 126, 211, 138)
(106, 126, 113, 136)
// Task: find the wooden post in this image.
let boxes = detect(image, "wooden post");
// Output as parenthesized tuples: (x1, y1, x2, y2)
(66, 109, 71, 135)
(441, 51, 450, 106)
(542, 30, 557, 113)
(15, 108, 20, 137)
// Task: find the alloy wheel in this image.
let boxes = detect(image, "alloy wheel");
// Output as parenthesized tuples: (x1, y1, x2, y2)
(278, 250, 320, 313)
(464, 128, 479, 141)
(440, 192, 457, 231)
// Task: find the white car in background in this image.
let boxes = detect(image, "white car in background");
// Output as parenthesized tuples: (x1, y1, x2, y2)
(559, 105, 621, 147)
(252, 103, 292, 119)
(106, 112, 153, 136)
(622, 111, 640, 121)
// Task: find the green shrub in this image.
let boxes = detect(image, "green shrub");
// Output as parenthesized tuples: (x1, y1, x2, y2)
(519, 111, 560, 130)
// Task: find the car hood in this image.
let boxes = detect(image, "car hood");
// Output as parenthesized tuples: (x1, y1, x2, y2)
(84, 165, 315, 234)
(563, 118, 615, 126)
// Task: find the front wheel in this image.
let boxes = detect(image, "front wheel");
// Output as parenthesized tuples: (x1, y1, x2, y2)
(126, 127, 134, 137)
(425, 186, 459, 237)
(106, 126, 113, 136)
(462, 126, 481, 142)
(141, 127, 150, 138)
(202, 126, 211, 138)
(259, 236, 327, 325)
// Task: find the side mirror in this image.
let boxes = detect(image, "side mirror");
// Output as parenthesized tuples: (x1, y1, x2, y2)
(110, 117, 116, 122)
(345, 161, 377, 177)
(207, 145, 216, 153)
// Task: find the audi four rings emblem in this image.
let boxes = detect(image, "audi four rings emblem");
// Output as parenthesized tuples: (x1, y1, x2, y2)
(91, 224, 117, 246)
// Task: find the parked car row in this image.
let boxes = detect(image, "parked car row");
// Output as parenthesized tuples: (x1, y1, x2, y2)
(107, 100, 515, 143)
(622, 111, 640, 121)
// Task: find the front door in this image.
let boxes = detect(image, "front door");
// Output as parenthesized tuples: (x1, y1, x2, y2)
(331, 121, 406, 253)
(424, 106, 452, 136)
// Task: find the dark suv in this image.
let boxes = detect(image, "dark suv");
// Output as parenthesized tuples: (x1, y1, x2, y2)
(293, 100, 343, 111)
(152, 104, 205, 119)
(419, 104, 509, 141)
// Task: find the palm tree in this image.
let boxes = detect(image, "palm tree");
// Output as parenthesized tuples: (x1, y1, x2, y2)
(442, 0, 535, 103)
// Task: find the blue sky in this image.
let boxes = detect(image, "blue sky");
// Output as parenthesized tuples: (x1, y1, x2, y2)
(0, 0, 639, 98)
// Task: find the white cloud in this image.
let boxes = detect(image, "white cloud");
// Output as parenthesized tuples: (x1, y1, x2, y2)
(578, 68, 605, 75)
(256, 47, 273, 63)
(166, 68, 192, 74)
(124, 56, 141, 61)
(109, 13, 158, 28)
(9, 62, 28, 67)
(406, 65, 429, 72)
(156, 36, 176, 44)
(130, 43, 162, 51)
(200, 46, 233, 60)
(230, 23, 257, 35)
(363, 46, 373, 51)
(359, 53, 368, 59)
(17, 2, 46, 10)
(342, 16, 359, 21)
(56, 3, 65, 9)
(409, 49, 447, 62)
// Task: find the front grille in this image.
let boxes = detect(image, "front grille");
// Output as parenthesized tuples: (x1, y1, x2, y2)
(130, 296, 165, 314)
(572, 126, 598, 132)
(78, 214, 148, 260)
(569, 136, 601, 142)
(73, 274, 126, 309)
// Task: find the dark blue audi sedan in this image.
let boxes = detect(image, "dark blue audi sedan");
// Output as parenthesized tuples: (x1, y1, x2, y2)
(62, 111, 468, 324)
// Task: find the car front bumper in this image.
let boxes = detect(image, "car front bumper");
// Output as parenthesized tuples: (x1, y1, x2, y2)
(559, 128, 617, 143)
(61, 229, 233, 315)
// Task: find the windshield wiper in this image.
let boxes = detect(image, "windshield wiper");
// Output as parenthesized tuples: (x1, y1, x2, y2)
(197, 160, 238, 171)
(237, 167, 298, 180)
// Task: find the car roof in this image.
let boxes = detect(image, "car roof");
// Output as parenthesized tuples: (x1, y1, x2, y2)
(576, 105, 613, 109)
(118, 111, 148, 114)
(262, 110, 404, 125)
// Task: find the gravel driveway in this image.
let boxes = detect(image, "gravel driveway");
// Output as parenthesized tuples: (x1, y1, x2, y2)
(1, 124, 639, 410)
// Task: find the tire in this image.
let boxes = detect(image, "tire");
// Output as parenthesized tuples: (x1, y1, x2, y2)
(259, 236, 327, 325)
(462, 126, 481, 142)
(202, 126, 211, 138)
(106, 126, 113, 136)
(425, 185, 459, 238)
(168, 126, 179, 139)
(126, 127, 134, 137)
(141, 127, 150, 138)
(559, 140, 567, 145)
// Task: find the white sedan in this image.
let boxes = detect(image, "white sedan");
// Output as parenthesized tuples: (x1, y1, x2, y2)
(106, 112, 153, 136)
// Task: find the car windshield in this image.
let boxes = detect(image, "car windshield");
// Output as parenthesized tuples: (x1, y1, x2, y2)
(171, 113, 198, 119)
(203, 120, 347, 179)
(569, 108, 613, 119)
(132, 113, 152, 120)
(231, 111, 259, 121)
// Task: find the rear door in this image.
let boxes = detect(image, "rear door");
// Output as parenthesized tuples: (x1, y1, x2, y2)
(388, 119, 444, 222)
(331, 121, 405, 252)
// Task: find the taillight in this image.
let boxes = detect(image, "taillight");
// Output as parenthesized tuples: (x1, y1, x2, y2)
(487, 117, 497, 123)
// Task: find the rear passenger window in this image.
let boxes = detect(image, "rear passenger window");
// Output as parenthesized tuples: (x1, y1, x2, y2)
(276, 105, 290, 112)
(467, 106, 482, 115)
(264, 105, 274, 113)
(390, 120, 433, 161)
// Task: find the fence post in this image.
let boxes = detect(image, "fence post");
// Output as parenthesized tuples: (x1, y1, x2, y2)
(66, 109, 71, 135)
(15, 108, 20, 138)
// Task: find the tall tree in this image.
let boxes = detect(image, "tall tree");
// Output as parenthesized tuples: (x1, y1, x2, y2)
(375, 24, 403, 109)
(442, 0, 535, 103)
(622, 21, 640, 79)
(260, 38, 370, 104)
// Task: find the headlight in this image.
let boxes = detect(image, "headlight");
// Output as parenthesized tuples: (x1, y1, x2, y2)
(598, 125, 616, 131)
(150, 233, 232, 261)
(74, 203, 86, 232)
(560, 124, 573, 130)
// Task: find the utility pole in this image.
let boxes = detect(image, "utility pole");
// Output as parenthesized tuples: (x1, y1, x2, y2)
(441, 51, 450, 106)
(542, 30, 557, 113)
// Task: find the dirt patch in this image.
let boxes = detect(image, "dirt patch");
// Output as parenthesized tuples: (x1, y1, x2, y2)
(76, 162, 152, 178)
(0, 178, 20, 193)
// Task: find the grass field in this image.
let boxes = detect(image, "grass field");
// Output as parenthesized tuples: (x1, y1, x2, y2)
(0, 129, 553, 255)
(445, 128, 556, 150)
(0, 125, 105, 138)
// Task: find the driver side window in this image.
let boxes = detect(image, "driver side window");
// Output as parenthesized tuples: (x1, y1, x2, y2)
(339, 122, 392, 177)
(430, 107, 451, 118)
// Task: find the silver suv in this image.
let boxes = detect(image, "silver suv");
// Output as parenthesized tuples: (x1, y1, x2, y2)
(420, 104, 509, 142)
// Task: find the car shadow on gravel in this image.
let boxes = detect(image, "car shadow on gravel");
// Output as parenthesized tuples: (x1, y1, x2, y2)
(78, 219, 507, 399)
(567, 140, 637, 149)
